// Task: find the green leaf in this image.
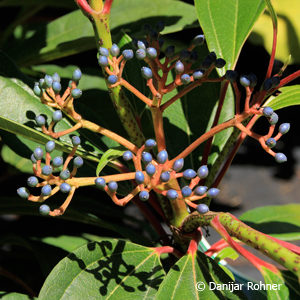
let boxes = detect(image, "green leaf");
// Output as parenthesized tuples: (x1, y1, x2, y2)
(1, 144, 33, 173)
(96, 147, 125, 176)
(156, 251, 246, 300)
(35, 234, 103, 253)
(0, 292, 35, 299)
(214, 247, 239, 262)
(240, 204, 300, 241)
(264, 86, 300, 111)
(250, 0, 300, 64)
(39, 239, 165, 299)
(12, 0, 198, 66)
(260, 267, 292, 300)
(0, 196, 152, 245)
(194, 0, 265, 75)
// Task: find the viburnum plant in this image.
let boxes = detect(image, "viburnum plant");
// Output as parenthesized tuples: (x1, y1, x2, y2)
(1, 0, 300, 299)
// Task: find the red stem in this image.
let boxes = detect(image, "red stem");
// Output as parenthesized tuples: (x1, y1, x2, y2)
(76, 0, 94, 14)
(266, 24, 277, 79)
(103, 0, 114, 14)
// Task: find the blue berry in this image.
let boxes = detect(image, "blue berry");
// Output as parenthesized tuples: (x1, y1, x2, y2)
(39, 78, 45, 89)
(268, 112, 279, 125)
(135, 171, 145, 184)
(139, 190, 149, 201)
(52, 110, 62, 122)
(271, 77, 280, 87)
(71, 88, 82, 99)
(183, 169, 196, 180)
(175, 60, 184, 74)
(72, 136, 81, 146)
(173, 158, 184, 172)
(107, 75, 118, 84)
(207, 188, 220, 198)
(240, 75, 251, 87)
(39, 204, 50, 216)
(52, 156, 63, 167)
(197, 165, 209, 179)
(215, 58, 226, 68)
(73, 156, 84, 168)
(248, 73, 257, 87)
(33, 84, 42, 97)
(145, 139, 157, 148)
(145, 163, 156, 176)
(41, 184, 52, 196)
(27, 176, 39, 187)
(33, 147, 43, 160)
(122, 151, 133, 161)
(108, 181, 118, 192)
(263, 78, 273, 90)
(165, 46, 175, 57)
(42, 165, 53, 176)
(156, 21, 165, 32)
(181, 74, 191, 85)
(166, 189, 178, 200)
(99, 47, 109, 56)
(72, 68, 82, 81)
(202, 53, 215, 69)
(60, 183, 71, 193)
(192, 34, 205, 45)
(225, 70, 238, 82)
(196, 203, 209, 214)
(160, 171, 170, 182)
(35, 115, 46, 126)
(275, 153, 287, 163)
(279, 123, 290, 134)
(44, 75, 53, 88)
(141, 67, 153, 79)
(137, 40, 146, 50)
(122, 49, 134, 60)
(180, 50, 191, 60)
(45, 141, 55, 153)
(266, 138, 276, 148)
(193, 70, 204, 80)
(136, 49, 146, 60)
(60, 169, 70, 180)
(95, 177, 106, 189)
(194, 185, 208, 196)
(98, 55, 109, 66)
(17, 187, 29, 199)
(157, 150, 168, 164)
(31, 154, 37, 163)
(52, 81, 61, 93)
(263, 107, 274, 117)
(181, 186, 192, 197)
(146, 47, 157, 59)
(142, 152, 152, 164)
(52, 72, 61, 82)
(110, 44, 120, 56)
(189, 50, 198, 62)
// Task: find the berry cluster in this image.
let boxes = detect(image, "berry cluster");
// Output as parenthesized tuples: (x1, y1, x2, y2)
(93, 138, 218, 213)
(16, 23, 291, 221)
(17, 136, 83, 216)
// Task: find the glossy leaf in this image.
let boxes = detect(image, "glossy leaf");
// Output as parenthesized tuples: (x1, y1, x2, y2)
(250, 0, 300, 63)
(39, 240, 165, 299)
(195, 0, 265, 75)
(264, 86, 300, 111)
(1, 144, 33, 173)
(260, 267, 292, 300)
(0, 292, 35, 299)
(0, 197, 151, 245)
(156, 251, 245, 299)
(240, 204, 300, 241)
(96, 148, 125, 176)
(12, 0, 198, 66)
